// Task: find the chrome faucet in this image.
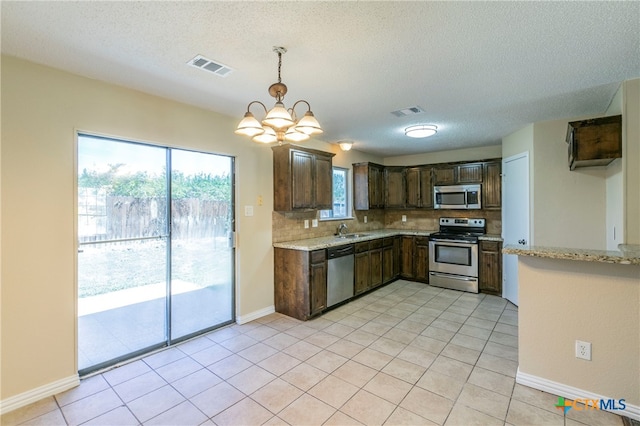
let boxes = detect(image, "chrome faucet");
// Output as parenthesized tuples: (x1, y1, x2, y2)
(337, 223, 348, 236)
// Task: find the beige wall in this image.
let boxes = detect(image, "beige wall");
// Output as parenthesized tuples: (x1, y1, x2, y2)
(0, 56, 276, 399)
(384, 145, 501, 166)
(532, 118, 607, 249)
(623, 79, 640, 244)
(518, 256, 640, 406)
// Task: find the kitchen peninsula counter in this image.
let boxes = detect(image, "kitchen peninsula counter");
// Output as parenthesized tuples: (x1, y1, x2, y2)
(503, 243, 640, 265)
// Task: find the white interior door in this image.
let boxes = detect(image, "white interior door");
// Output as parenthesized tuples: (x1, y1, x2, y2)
(502, 152, 530, 306)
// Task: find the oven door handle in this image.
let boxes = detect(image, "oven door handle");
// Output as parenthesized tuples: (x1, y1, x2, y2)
(429, 272, 478, 282)
(429, 238, 476, 245)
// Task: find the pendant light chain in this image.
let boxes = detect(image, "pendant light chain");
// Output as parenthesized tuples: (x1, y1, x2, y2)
(277, 51, 282, 84)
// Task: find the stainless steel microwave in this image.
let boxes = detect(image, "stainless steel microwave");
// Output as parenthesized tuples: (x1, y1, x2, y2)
(433, 184, 482, 209)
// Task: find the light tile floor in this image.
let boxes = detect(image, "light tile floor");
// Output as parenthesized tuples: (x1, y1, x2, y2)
(2, 280, 625, 426)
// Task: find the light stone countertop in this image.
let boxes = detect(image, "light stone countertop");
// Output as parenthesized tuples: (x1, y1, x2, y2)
(502, 244, 640, 265)
(273, 229, 504, 251)
(273, 229, 434, 251)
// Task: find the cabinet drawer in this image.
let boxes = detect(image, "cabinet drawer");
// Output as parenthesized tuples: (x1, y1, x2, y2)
(382, 237, 394, 247)
(310, 249, 326, 263)
(370, 239, 383, 249)
(480, 241, 500, 252)
(355, 242, 370, 253)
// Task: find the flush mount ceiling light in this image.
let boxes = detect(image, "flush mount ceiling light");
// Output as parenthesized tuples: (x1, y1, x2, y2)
(405, 124, 438, 138)
(338, 141, 353, 151)
(235, 47, 323, 145)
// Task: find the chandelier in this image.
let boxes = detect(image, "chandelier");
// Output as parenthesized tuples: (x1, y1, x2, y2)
(235, 47, 323, 144)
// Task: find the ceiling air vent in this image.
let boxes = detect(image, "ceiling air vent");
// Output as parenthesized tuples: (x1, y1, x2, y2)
(391, 106, 425, 117)
(188, 55, 233, 77)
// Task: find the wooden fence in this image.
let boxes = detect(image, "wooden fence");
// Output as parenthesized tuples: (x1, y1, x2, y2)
(79, 195, 231, 243)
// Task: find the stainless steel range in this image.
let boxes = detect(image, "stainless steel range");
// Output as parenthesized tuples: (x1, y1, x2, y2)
(429, 217, 486, 293)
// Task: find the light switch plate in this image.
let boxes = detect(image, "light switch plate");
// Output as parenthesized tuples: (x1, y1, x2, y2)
(304, 219, 309, 229)
(312, 219, 318, 227)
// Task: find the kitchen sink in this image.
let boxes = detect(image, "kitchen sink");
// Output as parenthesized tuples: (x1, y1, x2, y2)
(336, 233, 368, 239)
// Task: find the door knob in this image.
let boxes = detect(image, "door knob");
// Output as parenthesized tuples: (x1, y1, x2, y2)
(518, 239, 527, 245)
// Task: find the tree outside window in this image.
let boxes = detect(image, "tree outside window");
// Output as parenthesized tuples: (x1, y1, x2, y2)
(320, 167, 349, 219)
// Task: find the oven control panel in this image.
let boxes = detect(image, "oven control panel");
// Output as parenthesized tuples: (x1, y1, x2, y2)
(439, 217, 485, 227)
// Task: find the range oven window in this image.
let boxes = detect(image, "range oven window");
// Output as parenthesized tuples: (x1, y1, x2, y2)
(434, 244, 472, 266)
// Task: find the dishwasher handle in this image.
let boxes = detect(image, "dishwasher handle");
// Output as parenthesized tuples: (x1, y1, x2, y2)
(327, 245, 355, 258)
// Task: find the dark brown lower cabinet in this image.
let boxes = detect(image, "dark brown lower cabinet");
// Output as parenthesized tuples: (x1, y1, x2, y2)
(354, 242, 371, 295)
(400, 236, 415, 279)
(274, 248, 327, 320)
(414, 237, 429, 283)
(309, 251, 327, 316)
(479, 241, 502, 295)
(370, 239, 383, 288)
(382, 237, 395, 283)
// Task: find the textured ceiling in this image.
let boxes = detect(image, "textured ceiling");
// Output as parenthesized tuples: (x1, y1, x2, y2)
(2, 1, 639, 156)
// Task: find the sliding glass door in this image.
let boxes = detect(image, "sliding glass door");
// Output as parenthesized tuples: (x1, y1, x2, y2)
(77, 134, 234, 374)
(170, 150, 234, 340)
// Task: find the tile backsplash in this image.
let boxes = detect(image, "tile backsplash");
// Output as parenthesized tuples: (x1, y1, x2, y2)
(272, 208, 501, 243)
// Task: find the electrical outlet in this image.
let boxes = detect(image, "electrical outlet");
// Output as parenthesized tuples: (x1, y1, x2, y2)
(576, 340, 591, 360)
(364, 215, 368, 223)
(402, 215, 407, 222)
(312, 219, 318, 227)
(304, 219, 309, 229)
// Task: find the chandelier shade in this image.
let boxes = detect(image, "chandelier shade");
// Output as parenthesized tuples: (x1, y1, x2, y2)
(252, 126, 278, 144)
(234, 111, 265, 137)
(285, 127, 310, 142)
(294, 110, 323, 135)
(236, 47, 322, 145)
(262, 101, 294, 129)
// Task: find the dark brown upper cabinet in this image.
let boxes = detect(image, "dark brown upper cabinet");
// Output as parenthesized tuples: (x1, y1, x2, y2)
(434, 163, 483, 185)
(384, 167, 406, 208)
(353, 162, 385, 210)
(566, 115, 622, 170)
(482, 162, 501, 209)
(405, 166, 433, 209)
(272, 144, 335, 212)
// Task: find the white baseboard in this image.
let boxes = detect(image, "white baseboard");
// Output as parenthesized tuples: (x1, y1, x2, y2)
(0, 374, 79, 415)
(236, 305, 275, 325)
(517, 369, 639, 421)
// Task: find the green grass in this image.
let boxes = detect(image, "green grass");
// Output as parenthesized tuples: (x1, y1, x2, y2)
(78, 238, 232, 298)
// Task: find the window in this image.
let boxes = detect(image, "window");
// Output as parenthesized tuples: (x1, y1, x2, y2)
(320, 167, 350, 220)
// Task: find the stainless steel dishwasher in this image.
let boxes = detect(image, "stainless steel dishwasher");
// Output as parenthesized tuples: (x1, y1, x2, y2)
(326, 244, 355, 308)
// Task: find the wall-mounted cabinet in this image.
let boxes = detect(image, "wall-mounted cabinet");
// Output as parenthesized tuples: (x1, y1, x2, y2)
(405, 166, 433, 209)
(353, 162, 385, 210)
(434, 163, 483, 185)
(273, 144, 335, 211)
(384, 167, 406, 208)
(566, 115, 622, 170)
(482, 162, 502, 209)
